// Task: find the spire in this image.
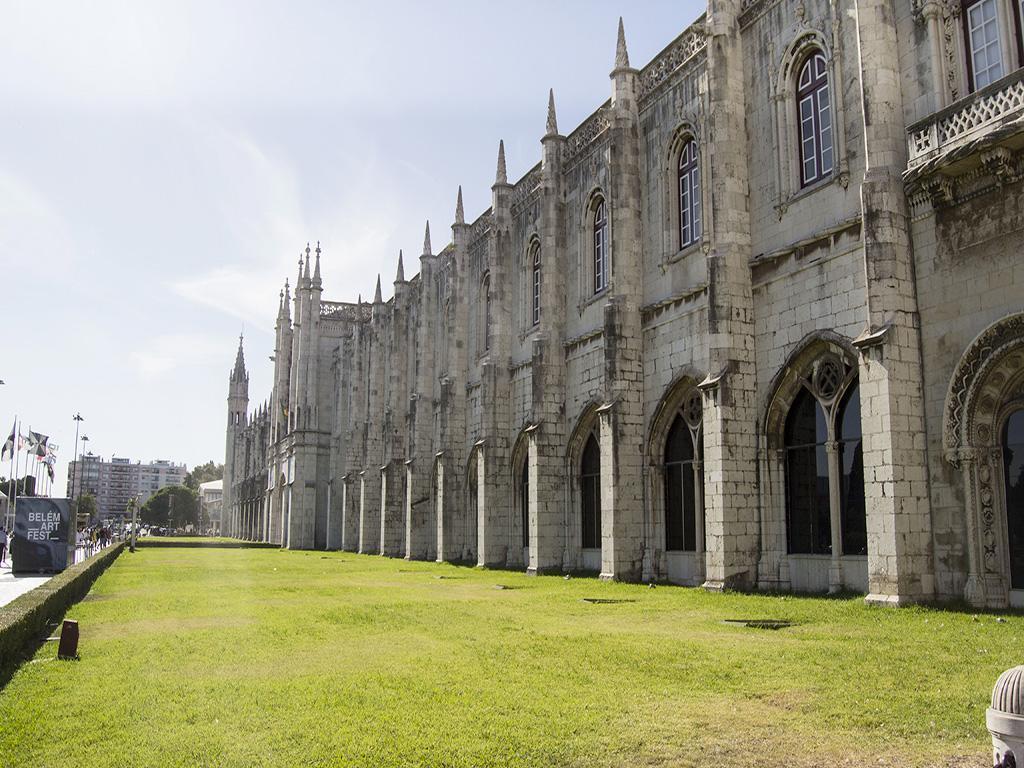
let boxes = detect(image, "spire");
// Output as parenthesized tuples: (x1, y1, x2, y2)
(495, 139, 507, 185)
(232, 334, 246, 381)
(296, 253, 304, 289)
(280, 279, 291, 320)
(455, 186, 464, 225)
(373, 274, 383, 304)
(615, 17, 630, 70)
(312, 240, 322, 287)
(546, 88, 558, 136)
(395, 249, 405, 282)
(422, 220, 432, 256)
(303, 243, 311, 281)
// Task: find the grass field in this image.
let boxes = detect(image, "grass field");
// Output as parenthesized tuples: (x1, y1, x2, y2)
(0, 546, 1019, 767)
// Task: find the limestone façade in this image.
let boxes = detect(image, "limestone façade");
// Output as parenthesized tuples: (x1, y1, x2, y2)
(224, 1, 1024, 608)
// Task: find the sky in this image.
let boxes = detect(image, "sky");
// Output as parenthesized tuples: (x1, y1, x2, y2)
(0, 0, 704, 496)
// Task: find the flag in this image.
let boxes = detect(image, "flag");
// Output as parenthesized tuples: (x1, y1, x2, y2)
(43, 454, 56, 481)
(25, 431, 49, 458)
(1, 422, 13, 461)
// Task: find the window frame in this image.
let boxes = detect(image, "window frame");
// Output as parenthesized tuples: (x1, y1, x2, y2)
(530, 242, 541, 326)
(580, 431, 602, 550)
(961, 0, 1024, 92)
(677, 138, 702, 250)
(592, 199, 609, 295)
(796, 51, 834, 188)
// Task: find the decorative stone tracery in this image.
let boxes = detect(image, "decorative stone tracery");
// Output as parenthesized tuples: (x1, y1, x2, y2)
(944, 312, 1024, 607)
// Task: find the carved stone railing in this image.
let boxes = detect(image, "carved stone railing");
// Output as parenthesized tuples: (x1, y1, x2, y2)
(565, 102, 611, 162)
(511, 163, 542, 209)
(907, 68, 1024, 169)
(320, 301, 371, 322)
(637, 16, 707, 104)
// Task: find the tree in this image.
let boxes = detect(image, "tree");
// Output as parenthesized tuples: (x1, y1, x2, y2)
(0, 476, 36, 497)
(140, 485, 199, 528)
(72, 493, 98, 525)
(183, 461, 223, 491)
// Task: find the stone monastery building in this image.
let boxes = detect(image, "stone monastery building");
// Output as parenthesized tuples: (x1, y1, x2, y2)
(225, 0, 1024, 608)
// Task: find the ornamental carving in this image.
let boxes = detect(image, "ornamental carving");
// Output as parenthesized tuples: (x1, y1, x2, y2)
(944, 312, 1024, 461)
(638, 21, 707, 104)
(565, 109, 611, 162)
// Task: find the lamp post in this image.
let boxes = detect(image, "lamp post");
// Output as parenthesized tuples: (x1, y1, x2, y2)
(69, 414, 83, 567)
(129, 496, 138, 553)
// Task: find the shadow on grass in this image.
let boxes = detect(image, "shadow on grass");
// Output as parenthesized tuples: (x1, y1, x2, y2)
(135, 539, 280, 550)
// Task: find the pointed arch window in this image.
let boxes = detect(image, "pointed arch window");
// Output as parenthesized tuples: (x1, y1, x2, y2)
(593, 200, 609, 294)
(482, 273, 492, 352)
(784, 359, 866, 556)
(1003, 409, 1024, 589)
(797, 52, 833, 187)
(664, 393, 704, 552)
(677, 138, 702, 249)
(580, 433, 602, 549)
(519, 458, 530, 549)
(530, 242, 541, 326)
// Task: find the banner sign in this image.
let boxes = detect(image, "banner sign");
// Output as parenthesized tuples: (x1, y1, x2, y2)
(11, 497, 70, 574)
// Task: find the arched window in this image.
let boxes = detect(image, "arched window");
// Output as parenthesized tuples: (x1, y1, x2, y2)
(783, 357, 866, 557)
(482, 273, 491, 352)
(519, 459, 530, 549)
(593, 200, 608, 294)
(961, 0, 1024, 91)
(1003, 409, 1024, 589)
(530, 242, 541, 326)
(797, 52, 833, 187)
(785, 387, 831, 554)
(580, 433, 601, 549)
(664, 394, 704, 552)
(837, 384, 866, 555)
(677, 138, 702, 249)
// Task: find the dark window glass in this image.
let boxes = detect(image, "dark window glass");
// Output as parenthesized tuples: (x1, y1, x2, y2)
(1003, 409, 1024, 589)
(531, 245, 541, 325)
(520, 459, 530, 549)
(785, 387, 831, 554)
(664, 415, 699, 551)
(483, 275, 491, 351)
(593, 201, 608, 294)
(797, 52, 833, 187)
(838, 384, 867, 555)
(678, 139, 702, 249)
(581, 433, 601, 549)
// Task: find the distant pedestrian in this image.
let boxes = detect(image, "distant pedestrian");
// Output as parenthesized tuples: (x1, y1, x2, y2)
(0, 526, 7, 566)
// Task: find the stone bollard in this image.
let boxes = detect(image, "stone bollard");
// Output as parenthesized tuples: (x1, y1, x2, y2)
(988, 665, 1024, 767)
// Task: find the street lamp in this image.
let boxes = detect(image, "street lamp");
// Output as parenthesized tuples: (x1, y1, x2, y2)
(69, 414, 84, 567)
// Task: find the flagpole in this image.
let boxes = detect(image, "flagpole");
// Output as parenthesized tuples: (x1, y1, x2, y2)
(5, 416, 15, 530)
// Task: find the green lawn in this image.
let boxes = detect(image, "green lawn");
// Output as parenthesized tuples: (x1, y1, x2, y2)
(0, 547, 1016, 767)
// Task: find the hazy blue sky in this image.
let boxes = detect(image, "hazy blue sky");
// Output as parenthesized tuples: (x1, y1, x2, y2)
(0, 0, 704, 496)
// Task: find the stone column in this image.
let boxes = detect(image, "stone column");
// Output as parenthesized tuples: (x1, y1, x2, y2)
(853, 0, 935, 604)
(700, 0, 759, 591)
(529, 94, 568, 575)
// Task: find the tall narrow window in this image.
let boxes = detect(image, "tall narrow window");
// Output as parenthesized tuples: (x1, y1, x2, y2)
(964, 0, 1005, 90)
(837, 384, 866, 555)
(593, 200, 608, 294)
(482, 274, 491, 352)
(785, 387, 831, 554)
(677, 139, 702, 249)
(664, 406, 703, 552)
(519, 459, 530, 549)
(797, 52, 833, 187)
(580, 433, 601, 549)
(1003, 409, 1024, 589)
(531, 243, 541, 325)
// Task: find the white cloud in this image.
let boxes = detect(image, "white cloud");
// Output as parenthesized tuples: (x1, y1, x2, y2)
(133, 332, 228, 379)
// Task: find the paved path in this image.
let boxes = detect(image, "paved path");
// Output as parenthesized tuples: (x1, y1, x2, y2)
(0, 560, 52, 609)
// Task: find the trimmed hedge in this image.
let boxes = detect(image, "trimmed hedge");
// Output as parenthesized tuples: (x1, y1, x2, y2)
(0, 542, 125, 684)
(136, 539, 279, 549)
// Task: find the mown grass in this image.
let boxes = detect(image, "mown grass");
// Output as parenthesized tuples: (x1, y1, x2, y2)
(0, 547, 1017, 767)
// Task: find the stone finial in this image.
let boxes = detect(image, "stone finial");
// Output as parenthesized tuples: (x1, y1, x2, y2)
(297, 253, 304, 288)
(614, 17, 630, 70)
(422, 220, 432, 256)
(373, 274, 383, 304)
(496, 139, 508, 185)
(395, 249, 405, 283)
(455, 186, 464, 225)
(303, 243, 311, 281)
(283, 279, 291, 319)
(546, 88, 558, 136)
(312, 240, 322, 286)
